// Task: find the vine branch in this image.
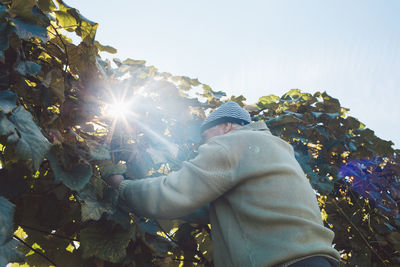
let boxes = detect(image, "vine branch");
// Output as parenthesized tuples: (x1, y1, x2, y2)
(19, 224, 79, 242)
(154, 255, 201, 263)
(49, 24, 69, 72)
(14, 235, 57, 266)
(332, 199, 388, 266)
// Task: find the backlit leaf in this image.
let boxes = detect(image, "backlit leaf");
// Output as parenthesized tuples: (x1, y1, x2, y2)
(0, 112, 17, 137)
(0, 23, 11, 51)
(15, 61, 41, 76)
(78, 184, 117, 222)
(54, 10, 77, 32)
(8, 106, 51, 170)
(123, 58, 146, 66)
(87, 140, 111, 160)
(44, 69, 65, 102)
(11, 18, 48, 42)
(0, 196, 14, 245)
(8, 0, 35, 20)
(0, 239, 24, 266)
(94, 41, 117, 54)
(37, 0, 56, 12)
(80, 221, 135, 263)
(0, 90, 17, 114)
(98, 160, 127, 178)
(47, 145, 92, 191)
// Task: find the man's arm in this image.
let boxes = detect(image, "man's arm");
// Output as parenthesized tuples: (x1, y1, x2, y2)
(178, 204, 210, 224)
(116, 141, 235, 219)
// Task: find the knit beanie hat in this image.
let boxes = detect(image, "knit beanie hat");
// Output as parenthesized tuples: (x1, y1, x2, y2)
(200, 101, 251, 133)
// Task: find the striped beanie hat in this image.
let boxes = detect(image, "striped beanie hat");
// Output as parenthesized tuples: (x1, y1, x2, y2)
(200, 101, 251, 132)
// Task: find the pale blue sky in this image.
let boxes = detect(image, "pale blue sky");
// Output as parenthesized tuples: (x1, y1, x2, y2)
(67, 0, 400, 147)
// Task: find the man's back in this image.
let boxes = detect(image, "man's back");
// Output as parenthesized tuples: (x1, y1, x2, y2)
(207, 122, 340, 266)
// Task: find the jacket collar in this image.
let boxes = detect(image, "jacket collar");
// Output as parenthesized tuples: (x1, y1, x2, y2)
(236, 121, 270, 132)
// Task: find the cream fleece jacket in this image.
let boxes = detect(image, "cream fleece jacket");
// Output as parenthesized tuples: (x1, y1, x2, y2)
(119, 121, 340, 266)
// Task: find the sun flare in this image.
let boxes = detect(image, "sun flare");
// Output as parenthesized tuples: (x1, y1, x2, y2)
(104, 101, 130, 119)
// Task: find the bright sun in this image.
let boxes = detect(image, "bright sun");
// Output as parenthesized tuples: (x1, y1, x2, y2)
(104, 101, 130, 119)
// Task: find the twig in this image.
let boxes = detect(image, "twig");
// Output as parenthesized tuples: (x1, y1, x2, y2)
(155, 222, 207, 263)
(19, 224, 79, 242)
(13, 235, 57, 266)
(332, 199, 388, 266)
(155, 221, 179, 246)
(49, 24, 69, 72)
(154, 255, 201, 263)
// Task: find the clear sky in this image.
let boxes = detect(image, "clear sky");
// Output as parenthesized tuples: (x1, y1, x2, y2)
(66, 0, 400, 147)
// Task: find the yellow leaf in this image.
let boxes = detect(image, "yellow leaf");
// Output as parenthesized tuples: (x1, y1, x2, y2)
(14, 226, 27, 239)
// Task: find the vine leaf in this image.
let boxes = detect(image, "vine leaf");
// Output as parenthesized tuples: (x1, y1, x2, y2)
(0, 113, 17, 138)
(11, 18, 48, 42)
(78, 183, 117, 222)
(98, 160, 127, 178)
(94, 41, 117, 54)
(37, 0, 57, 12)
(0, 22, 10, 52)
(47, 145, 92, 191)
(15, 61, 41, 76)
(107, 206, 131, 230)
(54, 10, 77, 32)
(80, 221, 136, 263)
(44, 69, 65, 102)
(7, 106, 51, 171)
(0, 196, 14, 245)
(8, 0, 36, 20)
(87, 140, 111, 160)
(0, 239, 24, 266)
(0, 90, 17, 114)
(0, 197, 24, 266)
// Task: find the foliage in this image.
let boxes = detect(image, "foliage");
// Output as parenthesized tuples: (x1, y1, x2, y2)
(0, 0, 399, 266)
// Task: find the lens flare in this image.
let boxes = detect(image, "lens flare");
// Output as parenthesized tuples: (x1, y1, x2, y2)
(105, 101, 130, 119)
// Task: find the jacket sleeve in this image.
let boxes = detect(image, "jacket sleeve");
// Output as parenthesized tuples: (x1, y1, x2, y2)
(177, 204, 210, 224)
(118, 141, 235, 219)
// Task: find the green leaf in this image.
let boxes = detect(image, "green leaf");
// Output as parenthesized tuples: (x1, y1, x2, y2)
(78, 184, 117, 222)
(98, 160, 127, 178)
(7, 106, 51, 170)
(0, 164, 28, 199)
(0, 196, 15, 245)
(0, 90, 17, 114)
(8, 0, 36, 20)
(0, 112, 17, 137)
(37, 0, 56, 12)
(0, 198, 23, 267)
(11, 18, 48, 42)
(15, 61, 41, 76)
(107, 207, 131, 230)
(47, 145, 93, 191)
(54, 10, 77, 32)
(67, 8, 98, 42)
(94, 41, 117, 54)
(258, 94, 280, 105)
(0, 23, 10, 51)
(282, 89, 302, 100)
(230, 95, 246, 106)
(0, 239, 24, 266)
(80, 221, 135, 263)
(86, 140, 111, 160)
(43, 69, 65, 102)
(123, 58, 146, 66)
(0, 5, 6, 17)
(312, 180, 333, 195)
(266, 114, 301, 126)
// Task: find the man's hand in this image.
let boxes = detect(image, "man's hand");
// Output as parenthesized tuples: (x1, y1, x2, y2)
(105, 174, 124, 190)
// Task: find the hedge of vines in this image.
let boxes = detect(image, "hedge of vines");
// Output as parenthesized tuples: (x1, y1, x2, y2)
(0, 1, 399, 266)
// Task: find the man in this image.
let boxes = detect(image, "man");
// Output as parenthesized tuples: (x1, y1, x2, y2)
(107, 101, 341, 266)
